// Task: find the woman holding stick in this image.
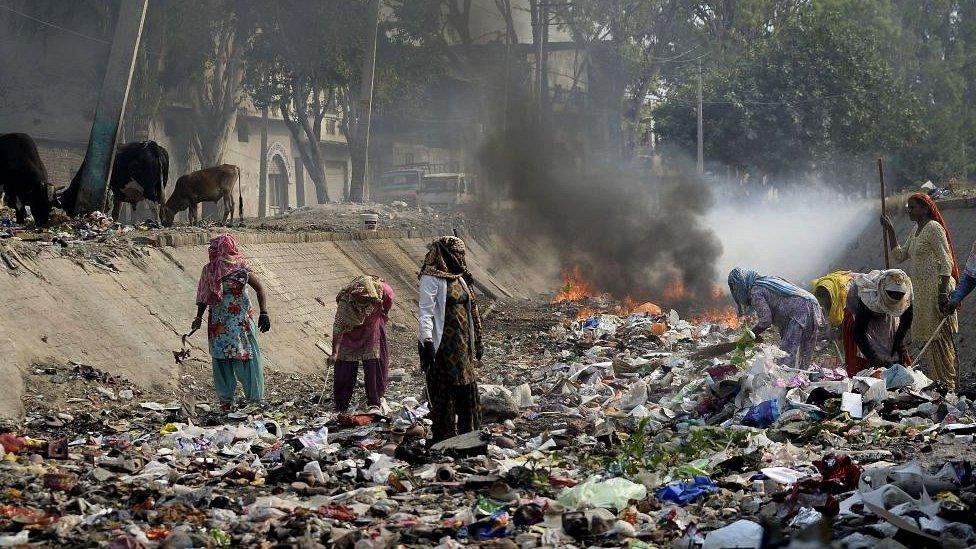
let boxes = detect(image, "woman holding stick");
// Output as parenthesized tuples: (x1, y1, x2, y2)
(330, 275, 395, 413)
(728, 267, 825, 368)
(881, 193, 959, 392)
(191, 234, 271, 409)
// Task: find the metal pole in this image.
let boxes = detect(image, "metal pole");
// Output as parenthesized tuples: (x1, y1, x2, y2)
(878, 157, 890, 269)
(697, 59, 704, 175)
(75, 0, 149, 214)
(258, 106, 269, 217)
(359, 0, 380, 202)
(539, 2, 549, 124)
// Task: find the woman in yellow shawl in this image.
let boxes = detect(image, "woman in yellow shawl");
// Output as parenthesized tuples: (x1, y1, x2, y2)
(812, 271, 854, 329)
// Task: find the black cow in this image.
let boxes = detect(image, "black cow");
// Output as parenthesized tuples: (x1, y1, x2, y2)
(60, 141, 169, 222)
(0, 133, 53, 226)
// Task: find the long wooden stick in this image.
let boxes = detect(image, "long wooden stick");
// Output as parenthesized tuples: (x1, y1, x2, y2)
(914, 316, 949, 367)
(878, 157, 891, 269)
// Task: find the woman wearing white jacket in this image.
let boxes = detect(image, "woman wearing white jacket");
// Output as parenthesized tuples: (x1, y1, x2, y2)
(417, 236, 484, 443)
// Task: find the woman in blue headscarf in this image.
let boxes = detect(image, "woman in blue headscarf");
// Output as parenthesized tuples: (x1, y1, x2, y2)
(728, 267, 825, 368)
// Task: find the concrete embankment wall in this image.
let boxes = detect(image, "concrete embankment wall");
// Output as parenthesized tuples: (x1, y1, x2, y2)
(831, 197, 976, 371)
(0, 230, 556, 418)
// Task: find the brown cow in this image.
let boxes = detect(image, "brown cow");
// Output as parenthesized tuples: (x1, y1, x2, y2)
(161, 164, 241, 227)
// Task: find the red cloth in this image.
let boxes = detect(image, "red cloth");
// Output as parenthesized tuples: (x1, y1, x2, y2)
(842, 310, 912, 377)
(196, 234, 250, 305)
(910, 192, 959, 281)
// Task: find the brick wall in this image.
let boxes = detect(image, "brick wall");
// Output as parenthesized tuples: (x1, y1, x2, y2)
(34, 139, 86, 188)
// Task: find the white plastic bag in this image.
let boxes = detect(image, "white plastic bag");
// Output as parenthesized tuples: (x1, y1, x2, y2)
(556, 476, 647, 510)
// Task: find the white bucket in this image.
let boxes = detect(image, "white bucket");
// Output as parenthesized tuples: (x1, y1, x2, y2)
(362, 213, 379, 230)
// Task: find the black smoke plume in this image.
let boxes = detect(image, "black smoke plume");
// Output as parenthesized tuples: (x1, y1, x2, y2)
(478, 114, 723, 305)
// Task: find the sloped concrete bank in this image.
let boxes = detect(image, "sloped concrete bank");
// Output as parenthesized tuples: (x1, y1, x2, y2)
(0, 229, 556, 418)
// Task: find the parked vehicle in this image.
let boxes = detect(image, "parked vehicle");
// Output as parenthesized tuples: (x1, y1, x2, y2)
(418, 173, 468, 206)
(374, 169, 423, 204)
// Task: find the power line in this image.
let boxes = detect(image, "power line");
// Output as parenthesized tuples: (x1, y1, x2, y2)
(0, 3, 111, 45)
(0, 2, 160, 56)
(659, 93, 850, 108)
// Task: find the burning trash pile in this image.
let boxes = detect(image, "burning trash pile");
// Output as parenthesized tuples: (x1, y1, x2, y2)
(2, 278, 976, 547)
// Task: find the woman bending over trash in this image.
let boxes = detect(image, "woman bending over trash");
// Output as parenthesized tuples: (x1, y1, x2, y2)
(881, 193, 958, 392)
(191, 234, 270, 410)
(417, 236, 484, 443)
(728, 267, 825, 368)
(842, 269, 913, 377)
(811, 270, 854, 331)
(330, 275, 395, 413)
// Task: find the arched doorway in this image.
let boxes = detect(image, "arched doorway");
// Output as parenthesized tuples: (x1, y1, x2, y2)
(268, 155, 289, 215)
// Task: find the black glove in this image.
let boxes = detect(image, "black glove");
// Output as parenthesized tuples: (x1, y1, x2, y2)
(258, 312, 271, 333)
(419, 340, 435, 369)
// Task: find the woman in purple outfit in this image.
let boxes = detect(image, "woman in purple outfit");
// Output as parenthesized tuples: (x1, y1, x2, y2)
(330, 275, 395, 413)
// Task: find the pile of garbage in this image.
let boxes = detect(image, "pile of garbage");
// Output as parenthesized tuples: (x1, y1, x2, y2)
(2, 304, 976, 547)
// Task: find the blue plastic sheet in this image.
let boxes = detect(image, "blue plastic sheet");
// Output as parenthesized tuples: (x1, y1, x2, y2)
(883, 364, 913, 389)
(741, 399, 780, 428)
(468, 509, 511, 540)
(656, 476, 719, 505)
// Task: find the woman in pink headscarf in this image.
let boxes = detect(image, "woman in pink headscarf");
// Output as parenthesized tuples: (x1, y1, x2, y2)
(191, 234, 271, 409)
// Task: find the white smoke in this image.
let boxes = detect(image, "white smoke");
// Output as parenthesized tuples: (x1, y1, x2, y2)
(705, 182, 874, 288)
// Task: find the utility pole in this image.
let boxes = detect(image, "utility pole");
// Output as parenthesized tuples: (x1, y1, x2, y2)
(697, 59, 704, 175)
(258, 106, 268, 217)
(350, 0, 380, 203)
(539, 1, 549, 124)
(74, 0, 148, 214)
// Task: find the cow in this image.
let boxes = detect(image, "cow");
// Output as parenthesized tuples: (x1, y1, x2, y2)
(0, 133, 53, 226)
(161, 164, 241, 227)
(59, 140, 169, 223)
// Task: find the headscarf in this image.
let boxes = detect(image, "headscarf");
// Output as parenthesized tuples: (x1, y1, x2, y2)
(419, 236, 472, 282)
(196, 234, 249, 306)
(728, 267, 818, 316)
(811, 271, 854, 327)
(333, 275, 384, 338)
(909, 192, 959, 281)
(853, 269, 912, 316)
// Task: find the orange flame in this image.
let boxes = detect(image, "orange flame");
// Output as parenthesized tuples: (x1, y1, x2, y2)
(663, 279, 686, 301)
(574, 306, 601, 320)
(711, 284, 724, 300)
(553, 268, 741, 329)
(693, 306, 742, 329)
(553, 266, 594, 303)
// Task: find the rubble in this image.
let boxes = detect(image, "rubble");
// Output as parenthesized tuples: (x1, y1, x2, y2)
(1, 291, 975, 547)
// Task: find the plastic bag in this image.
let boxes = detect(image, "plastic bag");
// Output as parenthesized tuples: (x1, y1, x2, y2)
(741, 400, 779, 428)
(883, 364, 914, 389)
(656, 476, 718, 505)
(557, 476, 647, 510)
(813, 454, 862, 493)
(702, 520, 762, 549)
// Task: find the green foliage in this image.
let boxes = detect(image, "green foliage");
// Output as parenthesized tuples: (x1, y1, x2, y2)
(602, 420, 750, 479)
(653, 0, 975, 185)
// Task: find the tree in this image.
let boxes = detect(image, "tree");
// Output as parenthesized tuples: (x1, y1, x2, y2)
(243, 1, 365, 203)
(556, 0, 702, 157)
(159, 0, 254, 169)
(244, 0, 433, 203)
(653, 0, 923, 186)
